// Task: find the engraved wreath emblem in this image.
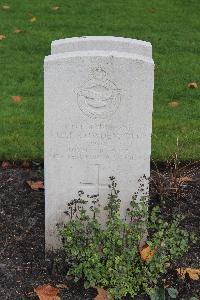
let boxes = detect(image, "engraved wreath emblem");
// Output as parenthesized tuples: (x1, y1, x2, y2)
(76, 67, 121, 119)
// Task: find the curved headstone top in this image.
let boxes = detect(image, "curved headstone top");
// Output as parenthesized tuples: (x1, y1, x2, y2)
(51, 36, 152, 58)
(45, 50, 153, 66)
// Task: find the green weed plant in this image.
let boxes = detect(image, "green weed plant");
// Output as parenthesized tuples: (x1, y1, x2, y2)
(61, 177, 189, 299)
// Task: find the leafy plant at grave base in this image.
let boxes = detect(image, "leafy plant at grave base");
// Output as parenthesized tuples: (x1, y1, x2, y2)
(149, 287, 179, 299)
(60, 177, 189, 299)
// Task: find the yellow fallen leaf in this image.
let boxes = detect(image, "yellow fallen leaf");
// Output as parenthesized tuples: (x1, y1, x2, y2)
(187, 82, 198, 89)
(94, 288, 109, 300)
(0, 34, 6, 40)
(140, 244, 157, 262)
(27, 180, 44, 190)
(52, 6, 60, 11)
(11, 95, 22, 103)
(13, 28, 24, 34)
(34, 283, 60, 300)
(30, 16, 37, 22)
(188, 269, 200, 280)
(176, 268, 200, 280)
(168, 101, 179, 108)
(2, 5, 10, 10)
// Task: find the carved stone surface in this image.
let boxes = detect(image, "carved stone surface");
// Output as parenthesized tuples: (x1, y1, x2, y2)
(51, 36, 152, 58)
(44, 38, 154, 250)
(76, 66, 121, 119)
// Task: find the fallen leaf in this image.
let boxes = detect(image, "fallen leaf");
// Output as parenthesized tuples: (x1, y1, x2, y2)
(34, 284, 60, 300)
(168, 101, 179, 108)
(0, 34, 6, 40)
(13, 28, 25, 34)
(94, 288, 109, 300)
(2, 5, 10, 10)
(27, 180, 44, 190)
(148, 8, 156, 13)
(56, 283, 68, 289)
(181, 127, 187, 133)
(186, 268, 200, 280)
(11, 95, 22, 103)
(1, 161, 11, 169)
(30, 16, 37, 22)
(176, 176, 193, 184)
(176, 268, 200, 280)
(187, 82, 198, 89)
(140, 244, 157, 262)
(52, 6, 60, 11)
(21, 160, 30, 168)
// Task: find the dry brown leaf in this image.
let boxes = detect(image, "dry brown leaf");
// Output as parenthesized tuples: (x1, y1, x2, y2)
(30, 16, 37, 22)
(1, 161, 11, 169)
(0, 34, 6, 40)
(52, 6, 60, 11)
(148, 8, 156, 13)
(56, 283, 68, 289)
(13, 28, 24, 34)
(181, 127, 187, 133)
(168, 101, 179, 108)
(187, 82, 198, 89)
(94, 288, 109, 300)
(140, 244, 157, 262)
(34, 284, 60, 300)
(21, 160, 30, 168)
(176, 176, 193, 184)
(27, 180, 44, 190)
(187, 268, 200, 280)
(176, 268, 200, 280)
(2, 5, 10, 10)
(11, 95, 22, 103)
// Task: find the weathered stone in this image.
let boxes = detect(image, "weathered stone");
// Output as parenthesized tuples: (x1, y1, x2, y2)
(44, 38, 154, 250)
(51, 36, 152, 57)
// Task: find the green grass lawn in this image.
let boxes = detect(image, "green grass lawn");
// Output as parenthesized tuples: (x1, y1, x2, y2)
(0, 0, 199, 161)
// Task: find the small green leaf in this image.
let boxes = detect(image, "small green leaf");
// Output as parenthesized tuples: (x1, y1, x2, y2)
(149, 288, 165, 300)
(167, 287, 178, 298)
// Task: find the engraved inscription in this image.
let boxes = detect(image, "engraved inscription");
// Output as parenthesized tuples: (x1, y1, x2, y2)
(80, 164, 108, 194)
(54, 122, 148, 161)
(76, 67, 121, 119)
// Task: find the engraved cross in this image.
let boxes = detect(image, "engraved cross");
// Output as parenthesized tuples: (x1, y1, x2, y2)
(80, 164, 108, 195)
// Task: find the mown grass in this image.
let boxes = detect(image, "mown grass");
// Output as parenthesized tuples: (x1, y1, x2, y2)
(0, 0, 200, 160)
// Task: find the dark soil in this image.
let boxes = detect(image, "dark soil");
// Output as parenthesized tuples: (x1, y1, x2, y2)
(0, 162, 199, 299)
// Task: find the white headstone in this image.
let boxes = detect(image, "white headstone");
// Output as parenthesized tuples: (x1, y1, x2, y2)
(44, 37, 154, 250)
(51, 36, 152, 58)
